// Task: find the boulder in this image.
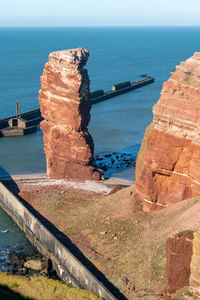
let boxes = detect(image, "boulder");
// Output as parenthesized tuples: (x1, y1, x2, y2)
(24, 258, 48, 271)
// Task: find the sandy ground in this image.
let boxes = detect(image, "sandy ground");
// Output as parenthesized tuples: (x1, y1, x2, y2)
(1, 173, 132, 194)
(2, 174, 200, 299)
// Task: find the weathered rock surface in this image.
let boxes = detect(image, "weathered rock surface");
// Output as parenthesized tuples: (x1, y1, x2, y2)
(24, 258, 48, 271)
(135, 52, 200, 210)
(190, 230, 200, 292)
(166, 232, 194, 294)
(39, 48, 101, 180)
(165, 229, 200, 296)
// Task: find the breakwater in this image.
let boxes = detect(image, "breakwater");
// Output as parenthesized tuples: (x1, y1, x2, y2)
(90, 77, 155, 104)
(0, 109, 42, 137)
(0, 76, 154, 138)
(0, 181, 119, 300)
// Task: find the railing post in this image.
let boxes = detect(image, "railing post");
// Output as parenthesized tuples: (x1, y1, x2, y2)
(16, 101, 21, 118)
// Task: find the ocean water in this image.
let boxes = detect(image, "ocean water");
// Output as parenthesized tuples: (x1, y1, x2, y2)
(0, 27, 200, 180)
(0, 26, 200, 269)
(0, 207, 36, 271)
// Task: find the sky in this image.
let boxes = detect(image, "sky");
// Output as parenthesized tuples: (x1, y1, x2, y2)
(1, 0, 200, 27)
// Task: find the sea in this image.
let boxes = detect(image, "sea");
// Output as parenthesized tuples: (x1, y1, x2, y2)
(0, 26, 200, 266)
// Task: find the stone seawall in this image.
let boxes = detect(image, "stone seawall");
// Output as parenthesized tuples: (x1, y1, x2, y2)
(0, 181, 117, 300)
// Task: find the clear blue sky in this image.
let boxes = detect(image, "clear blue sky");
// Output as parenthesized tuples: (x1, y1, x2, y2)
(1, 0, 200, 27)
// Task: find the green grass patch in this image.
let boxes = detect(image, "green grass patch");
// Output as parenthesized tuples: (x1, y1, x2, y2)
(10, 282, 19, 288)
(0, 272, 103, 300)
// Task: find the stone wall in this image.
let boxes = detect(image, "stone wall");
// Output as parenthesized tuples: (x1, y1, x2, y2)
(0, 181, 116, 300)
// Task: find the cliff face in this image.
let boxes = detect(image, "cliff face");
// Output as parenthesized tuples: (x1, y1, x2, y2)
(39, 48, 101, 180)
(135, 52, 200, 211)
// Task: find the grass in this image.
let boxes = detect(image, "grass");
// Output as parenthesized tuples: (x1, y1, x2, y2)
(0, 272, 102, 300)
(10, 282, 20, 288)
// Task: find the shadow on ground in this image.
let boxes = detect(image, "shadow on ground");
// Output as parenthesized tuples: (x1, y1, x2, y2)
(0, 284, 34, 300)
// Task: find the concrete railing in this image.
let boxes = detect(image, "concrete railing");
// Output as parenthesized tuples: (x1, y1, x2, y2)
(0, 181, 118, 300)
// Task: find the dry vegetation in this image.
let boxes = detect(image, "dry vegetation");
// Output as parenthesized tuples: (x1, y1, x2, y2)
(17, 183, 200, 299)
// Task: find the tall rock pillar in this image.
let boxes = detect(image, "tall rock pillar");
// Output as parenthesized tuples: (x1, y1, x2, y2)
(39, 48, 101, 181)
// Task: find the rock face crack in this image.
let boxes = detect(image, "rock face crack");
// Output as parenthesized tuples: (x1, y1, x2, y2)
(135, 52, 200, 211)
(39, 48, 102, 181)
(171, 146, 184, 172)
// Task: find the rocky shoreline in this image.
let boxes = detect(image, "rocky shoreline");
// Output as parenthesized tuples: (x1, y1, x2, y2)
(95, 149, 138, 179)
(7, 251, 59, 279)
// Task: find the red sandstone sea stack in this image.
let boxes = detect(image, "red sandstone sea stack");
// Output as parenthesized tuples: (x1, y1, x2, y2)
(135, 52, 200, 211)
(39, 48, 101, 181)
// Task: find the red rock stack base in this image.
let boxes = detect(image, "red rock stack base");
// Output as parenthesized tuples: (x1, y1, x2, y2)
(135, 52, 200, 211)
(39, 48, 101, 181)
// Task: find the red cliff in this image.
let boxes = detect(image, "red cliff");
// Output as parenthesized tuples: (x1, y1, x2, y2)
(135, 52, 200, 211)
(39, 48, 101, 181)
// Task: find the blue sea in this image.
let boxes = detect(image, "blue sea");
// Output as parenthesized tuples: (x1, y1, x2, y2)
(0, 27, 200, 259)
(1, 27, 200, 180)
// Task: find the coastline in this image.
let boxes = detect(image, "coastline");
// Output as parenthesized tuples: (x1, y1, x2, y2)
(0, 176, 124, 299)
(0, 175, 163, 298)
(0, 173, 132, 194)
(2, 174, 200, 298)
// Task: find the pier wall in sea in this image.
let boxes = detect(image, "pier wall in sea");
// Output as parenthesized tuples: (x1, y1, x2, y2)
(0, 181, 116, 300)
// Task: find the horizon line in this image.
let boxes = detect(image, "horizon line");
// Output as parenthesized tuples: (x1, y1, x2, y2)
(1, 25, 200, 28)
